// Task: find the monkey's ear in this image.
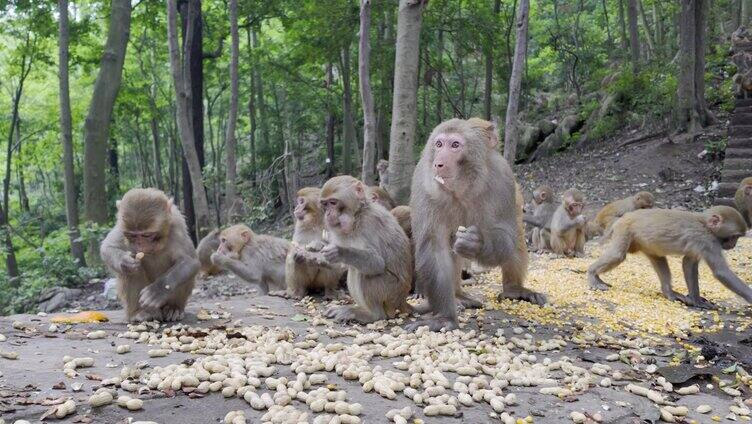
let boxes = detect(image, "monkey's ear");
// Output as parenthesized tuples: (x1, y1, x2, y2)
(540, 192, 547, 200)
(707, 213, 723, 230)
(354, 182, 366, 200)
(165, 197, 175, 212)
(240, 230, 252, 244)
(746, 185, 752, 196)
(485, 122, 499, 148)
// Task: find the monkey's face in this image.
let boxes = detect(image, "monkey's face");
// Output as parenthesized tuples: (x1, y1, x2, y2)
(635, 192, 655, 209)
(431, 133, 465, 190)
(706, 207, 748, 250)
(217, 226, 252, 259)
(124, 228, 167, 254)
(377, 160, 388, 173)
(320, 197, 356, 235)
(745, 184, 752, 199)
(294, 197, 310, 222)
(565, 199, 584, 218)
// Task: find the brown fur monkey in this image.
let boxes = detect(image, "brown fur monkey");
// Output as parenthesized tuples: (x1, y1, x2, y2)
(367, 185, 397, 210)
(196, 229, 221, 276)
(523, 185, 556, 252)
(101, 188, 199, 322)
(550, 189, 587, 257)
(211, 224, 289, 295)
(735, 177, 752, 226)
(591, 191, 655, 236)
(319, 176, 412, 323)
(278, 187, 345, 299)
(407, 118, 545, 332)
(588, 206, 751, 308)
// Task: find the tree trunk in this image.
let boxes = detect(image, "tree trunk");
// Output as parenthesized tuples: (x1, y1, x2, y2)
(252, 29, 270, 157)
(676, 0, 699, 133)
(503, 0, 529, 166)
(83, 0, 131, 261)
(626, 0, 640, 72)
(1, 76, 25, 279)
(618, 0, 629, 54)
(693, 0, 712, 126)
(653, 2, 664, 52)
(149, 113, 164, 191)
(483, 2, 499, 121)
(15, 121, 29, 213)
(246, 25, 257, 187)
(359, 0, 377, 185)
(108, 137, 119, 197)
(341, 43, 357, 176)
(224, 0, 239, 223)
(167, 0, 211, 239)
(601, 0, 613, 48)
(637, 0, 655, 59)
(325, 64, 336, 178)
(387, 0, 428, 205)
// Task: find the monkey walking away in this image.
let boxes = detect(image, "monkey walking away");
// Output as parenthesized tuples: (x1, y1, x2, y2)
(278, 187, 345, 299)
(211, 224, 289, 295)
(588, 206, 752, 308)
(735, 177, 752, 226)
(407, 118, 546, 332)
(101, 188, 199, 322)
(319, 176, 412, 324)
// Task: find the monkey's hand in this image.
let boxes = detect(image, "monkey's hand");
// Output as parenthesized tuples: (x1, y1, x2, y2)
(210, 252, 228, 266)
(305, 241, 326, 252)
(574, 215, 587, 227)
(138, 282, 170, 310)
(321, 244, 343, 264)
(120, 253, 142, 274)
(454, 226, 482, 259)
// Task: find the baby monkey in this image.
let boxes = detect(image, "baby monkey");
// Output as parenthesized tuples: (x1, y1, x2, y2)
(588, 206, 751, 308)
(550, 188, 587, 257)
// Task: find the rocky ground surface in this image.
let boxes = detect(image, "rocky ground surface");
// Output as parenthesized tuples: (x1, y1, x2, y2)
(2, 236, 751, 424)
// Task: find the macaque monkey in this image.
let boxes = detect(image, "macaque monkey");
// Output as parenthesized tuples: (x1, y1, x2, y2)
(523, 185, 557, 252)
(319, 176, 412, 323)
(280, 187, 345, 299)
(588, 206, 751, 308)
(210, 224, 289, 295)
(367, 186, 397, 210)
(377, 159, 389, 189)
(407, 118, 546, 331)
(735, 177, 752, 226)
(550, 189, 587, 257)
(196, 229, 221, 276)
(591, 191, 655, 236)
(101, 188, 199, 322)
(391, 206, 412, 239)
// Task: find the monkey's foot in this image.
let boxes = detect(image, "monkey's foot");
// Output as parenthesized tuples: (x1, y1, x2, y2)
(404, 317, 458, 332)
(410, 301, 432, 315)
(324, 305, 374, 324)
(456, 292, 483, 309)
(497, 288, 547, 306)
(673, 293, 716, 309)
(161, 306, 185, 322)
(588, 276, 611, 291)
(269, 290, 296, 299)
(408, 292, 425, 301)
(130, 309, 163, 323)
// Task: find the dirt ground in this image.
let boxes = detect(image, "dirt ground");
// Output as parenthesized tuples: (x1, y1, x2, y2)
(2, 235, 751, 424)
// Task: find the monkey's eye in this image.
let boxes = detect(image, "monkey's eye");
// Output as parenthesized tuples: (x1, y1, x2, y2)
(451, 141, 460, 149)
(435, 140, 443, 148)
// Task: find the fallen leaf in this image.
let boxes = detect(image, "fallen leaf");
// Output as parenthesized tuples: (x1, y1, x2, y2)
(52, 382, 66, 390)
(50, 311, 109, 324)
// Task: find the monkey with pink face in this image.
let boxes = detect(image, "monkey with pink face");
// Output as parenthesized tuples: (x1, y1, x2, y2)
(407, 118, 546, 331)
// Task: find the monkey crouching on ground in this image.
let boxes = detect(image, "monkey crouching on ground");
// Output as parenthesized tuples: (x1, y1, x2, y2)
(407, 118, 546, 332)
(101, 188, 199, 322)
(210, 224, 289, 295)
(590, 191, 655, 236)
(319, 176, 412, 323)
(550, 188, 587, 257)
(587, 206, 752, 308)
(735, 177, 752, 226)
(523, 185, 556, 252)
(279, 187, 345, 299)
(196, 229, 221, 276)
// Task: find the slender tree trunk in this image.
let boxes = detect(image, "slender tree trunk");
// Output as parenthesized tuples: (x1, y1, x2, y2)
(83, 0, 131, 261)
(246, 25, 257, 187)
(601, 0, 614, 48)
(436, 29, 444, 123)
(677, 0, 699, 132)
(693, 0, 712, 125)
(325, 64, 336, 178)
(387, 0, 428, 205)
(638, 0, 655, 58)
(618, 0, 629, 54)
(503, 0, 529, 166)
(167, 0, 211, 239)
(653, 2, 663, 53)
(252, 29, 270, 157)
(341, 43, 357, 175)
(626, 0, 640, 72)
(359, 0, 377, 185)
(108, 137, 119, 197)
(224, 0, 239, 222)
(149, 113, 164, 190)
(15, 121, 29, 213)
(2, 81, 24, 279)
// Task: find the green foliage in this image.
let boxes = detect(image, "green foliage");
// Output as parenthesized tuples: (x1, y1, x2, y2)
(704, 137, 727, 161)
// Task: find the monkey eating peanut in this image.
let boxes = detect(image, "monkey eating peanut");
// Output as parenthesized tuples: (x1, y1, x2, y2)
(100, 188, 199, 322)
(587, 206, 752, 308)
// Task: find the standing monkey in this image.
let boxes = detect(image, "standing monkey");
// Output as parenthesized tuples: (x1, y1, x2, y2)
(407, 118, 546, 332)
(590, 191, 655, 236)
(523, 185, 557, 252)
(550, 189, 587, 257)
(735, 177, 752, 226)
(588, 206, 751, 308)
(101, 188, 199, 322)
(319, 176, 412, 323)
(211, 224, 289, 294)
(280, 188, 345, 299)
